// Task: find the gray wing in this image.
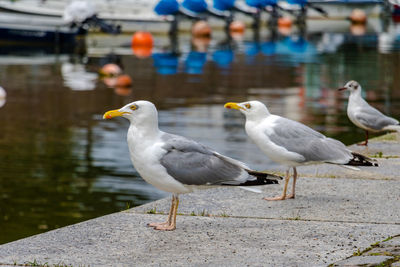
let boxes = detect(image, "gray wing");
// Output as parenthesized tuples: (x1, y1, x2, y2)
(159, 133, 248, 185)
(355, 105, 399, 130)
(269, 118, 352, 164)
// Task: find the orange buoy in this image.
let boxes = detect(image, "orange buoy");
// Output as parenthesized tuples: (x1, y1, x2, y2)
(229, 20, 245, 40)
(192, 36, 211, 52)
(115, 74, 132, 88)
(229, 20, 245, 33)
(99, 63, 122, 77)
(277, 17, 292, 36)
(192, 20, 212, 38)
(114, 86, 132, 96)
(132, 46, 153, 59)
(131, 31, 153, 58)
(350, 24, 366, 36)
(278, 17, 292, 28)
(349, 9, 367, 24)
(131, 31, 154, 48)
(103, 77, 118, 88)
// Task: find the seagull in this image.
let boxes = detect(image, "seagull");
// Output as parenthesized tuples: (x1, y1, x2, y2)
(103, 100, 281, 230)
(224, 100, 378, 201)
(339, 80, 400, 146)
(0, 86, 6, 108)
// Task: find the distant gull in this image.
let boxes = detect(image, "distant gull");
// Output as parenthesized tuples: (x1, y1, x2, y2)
(103, 100, 281, 230)
(224, 100, 378, 201)
(339, 80, 400, 146)
(0, 86, 6, 108)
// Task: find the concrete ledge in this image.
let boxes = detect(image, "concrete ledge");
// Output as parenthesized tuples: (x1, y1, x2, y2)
(0, 134, 399, 266)
(133, 178, 400, 224)
(0, 213, 399, 266)
(332, 255, 394, 266)
(331, 235, 400, 266)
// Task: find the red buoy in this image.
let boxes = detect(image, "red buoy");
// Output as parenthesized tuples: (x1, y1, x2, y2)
(115, 74, 133, 88)
(131, 31, 153, 58)
(131, 31, 154, 48)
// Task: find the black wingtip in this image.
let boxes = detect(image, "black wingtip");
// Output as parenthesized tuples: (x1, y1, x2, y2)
(238, 176, 280, 186)
(347, 152, 379, 167)
(246, 170, 283, 180)
(239, 170, 283, 185)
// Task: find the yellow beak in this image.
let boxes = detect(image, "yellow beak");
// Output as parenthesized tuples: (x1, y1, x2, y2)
(224, 102, 244, 110)
(103, 109, 128, 119)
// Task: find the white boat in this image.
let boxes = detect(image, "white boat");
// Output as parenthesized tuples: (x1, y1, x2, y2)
(278, 0, 386, 19)
(0, 0, 389, 34)
(0, 0, 172, 32)
(0, 11, 80, 51)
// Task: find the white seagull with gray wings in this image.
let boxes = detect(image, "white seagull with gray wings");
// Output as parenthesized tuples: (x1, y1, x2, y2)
(103, 100, 281, 230)
(339, 80, 400, 146)
(224, 100, 377, 201)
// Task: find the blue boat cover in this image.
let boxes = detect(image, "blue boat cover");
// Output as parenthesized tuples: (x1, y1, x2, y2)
(213, 0, 235, 11)
(153, 53, 179, 75)
(308, 0, 382, 3)
(287, 0, 308, 5)
(212, 49, 234, 68)
(185, 51, 207, 74)
(245, 0, 277, 8)
(154, 0, 179, 15)
(182, 0, 208, 13)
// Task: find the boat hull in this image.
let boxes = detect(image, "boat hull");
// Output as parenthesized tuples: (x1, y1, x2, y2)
(0, 25, 77, 44)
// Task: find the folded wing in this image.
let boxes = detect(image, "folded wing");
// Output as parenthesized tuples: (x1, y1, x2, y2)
(355, 105, 399, 131)
(268, 118, 353, 164)
(160, 133, 252, 186)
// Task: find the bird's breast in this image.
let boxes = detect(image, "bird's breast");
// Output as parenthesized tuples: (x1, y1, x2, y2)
(245, 121, 304, 166)
(347, 106, 375, 131)
(126, 135, 191, 194)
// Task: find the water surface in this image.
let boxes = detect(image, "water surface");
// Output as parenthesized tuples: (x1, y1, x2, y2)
(1, 19, 400, 244)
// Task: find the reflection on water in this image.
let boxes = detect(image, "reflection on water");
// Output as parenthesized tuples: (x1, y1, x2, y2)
(1, 19, 400, 244)
(61, 62, 98, 91)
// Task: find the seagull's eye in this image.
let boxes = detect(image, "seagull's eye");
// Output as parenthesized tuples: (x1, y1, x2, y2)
(245, 103, 251, 109)
(130, 105, 137, 110)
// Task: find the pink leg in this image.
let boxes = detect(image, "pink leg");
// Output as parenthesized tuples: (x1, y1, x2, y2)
(153, 196, 179, 231)
(357, 130, 369, 146)
(286, 167, 297, 199)
(264, 169, 290, 201)
(148, 195, 175, 228)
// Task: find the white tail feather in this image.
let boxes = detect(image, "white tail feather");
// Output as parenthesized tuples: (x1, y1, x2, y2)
(383, 125, 400, 132)
(238, 186, 262, 193)
(340, 165, 360, 171)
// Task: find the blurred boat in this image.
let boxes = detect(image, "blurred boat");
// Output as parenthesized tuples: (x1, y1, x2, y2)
(0, 0, 387, 40)
(278, 0, 386, 19)
(0, 1, 120, 52)
(0, 0, 171, 33)
(0, 53, 69, 65)
(0, 12, 79, 49)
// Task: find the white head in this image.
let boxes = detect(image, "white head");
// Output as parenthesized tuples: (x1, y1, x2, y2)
(103, 100, 159, 131)
(224, 100, 270, 121)
(338, 80, 362, 96)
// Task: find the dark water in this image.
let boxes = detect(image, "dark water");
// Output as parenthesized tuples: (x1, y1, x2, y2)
(1, 19, 400, 244)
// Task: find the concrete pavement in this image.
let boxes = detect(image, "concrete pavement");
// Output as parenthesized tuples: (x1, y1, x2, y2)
(0, 133, 399, 266)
